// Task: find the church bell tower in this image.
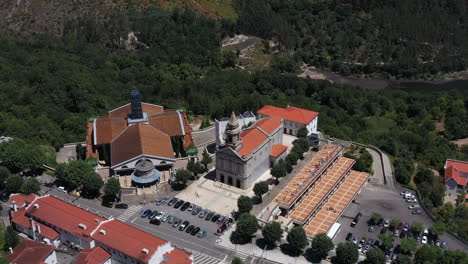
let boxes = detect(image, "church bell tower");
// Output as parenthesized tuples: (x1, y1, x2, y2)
(225, 112, 242, 150)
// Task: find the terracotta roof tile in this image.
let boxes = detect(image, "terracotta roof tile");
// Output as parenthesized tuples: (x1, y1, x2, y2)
(255, 116, 282, 134)
(238, 128, 268, 157)
(7, 240, 55, 264)
(163, 249, 192, 264)
(109, 103, 164, 119)
(270, 144, 288, 157)
(75, 246, 111, 264)
(445, 159, 468, 186)
(25, 196, 105, 241)
(257, 105, 319, 124)
(10, 193, 36, 208)
(111, 124, 175, 166)
(12, 207, 59, 240)
(92, 220, 168, 263)
(148, 111, 185, 136)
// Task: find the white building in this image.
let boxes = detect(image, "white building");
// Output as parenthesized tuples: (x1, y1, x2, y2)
(257, 105, 319, 137)
(215, 111, 256, 148)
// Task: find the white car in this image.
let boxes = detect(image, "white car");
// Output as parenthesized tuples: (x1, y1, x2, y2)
(404, 193, 415, 199)
(383, 219, 390, 228)
(408, 205, 420, 209)
(406, 198, 418, 203)
(155, 212, 165, 220)
(400, 191, 411, 196)
(357, 243, 363, 252)
(58, 186, 67, 193)
(421, 236, 428, 244)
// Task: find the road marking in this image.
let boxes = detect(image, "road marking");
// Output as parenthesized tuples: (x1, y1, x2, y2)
(192, 251, 223, 264)
(117, 205, 142, 222)
(131, 218, 137, 223)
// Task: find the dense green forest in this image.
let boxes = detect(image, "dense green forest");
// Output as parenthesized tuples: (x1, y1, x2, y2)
(233, 0, 468, 79)
(0, 6, 467, 239)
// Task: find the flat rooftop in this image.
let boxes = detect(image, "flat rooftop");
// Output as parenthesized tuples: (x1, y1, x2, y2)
(275, 144, 343, 208)
(304, 170, 370, 237)
(289, 157, 355, 224)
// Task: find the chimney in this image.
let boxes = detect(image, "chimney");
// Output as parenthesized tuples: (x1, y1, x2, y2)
(12, 201, 18, 212)
(99, 229, 106, 235)
(34, 204, 39, 209)
(142, 248, 149, 254)
(78, 223, 87, 230)
(130, 90, 143, 119)
(30, 218, 36, 240)
(36, 224, 41, 234)
(9, 247, 12, 254)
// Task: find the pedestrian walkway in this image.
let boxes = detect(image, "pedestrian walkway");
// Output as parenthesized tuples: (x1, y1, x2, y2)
(116, 205, 142, 222)
(192, 251, 222, 264)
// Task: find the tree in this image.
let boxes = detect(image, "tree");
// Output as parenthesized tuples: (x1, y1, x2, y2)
(411, 221, 424, 234)
(0, 139, 46, 172)
(5, 175, 23, 193)
(20, 177, 40, 195)
(262, 221, 283, 248)
(293, 138, 310, 153)
(104, 177, 120, 199)
(0, 166, 11, 189)
(286, 151, 299, 166)
(297, 127, 308, 138)
(286, 226, 308, 256)
(4, 225, 19, 250)
(82, 172, 103, 198)
(378, 234, 394, 250)
(396, 255, 412, 264)
(414, 245, 442, 264)
(390, 219, 400, 230)
(365, 248, 385, 264)
(400, 238, 417, 255)
(236, 213, 258, 242)
(231, 256, 244, 264)
(253, 181, 268, 202)
(310, 233, 334, 260)
(270, 160, 287, 184)
(237, 195, 253, 214)
(429, 222, 446, 237)
(370, 213, 383, 225)
(175, 169, 191, 187)
(200, 151, 212, 171)
(333, 242, 358, 264)
(56, 160, 95, 190)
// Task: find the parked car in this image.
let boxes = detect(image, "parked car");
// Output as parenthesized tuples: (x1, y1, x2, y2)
(168, 198, 178, 206)
(357, 243, 363, 252)
(161, 214, 169, 222)
(441, 241, 447, 248)
(404, 193, 415, 199)
(199, 209, 208, 218)
(150, 219, 161, 225)
(187, 204, 195, 212)
(155, 212, 165, 220)
(179, 221, 190, 231)
(156, 199, 163, 205)
(368, 225, 375, 232)
(192, 207, 202, 216)
(148, 210, 159, 220)
(167, 215, 174, 224)
(408, 205, 420, 210)
(351, 212, 362, 227)
(205, 212, 215, 221)
(160, 198, 168, 205)
(394, 229, 400, 237)
(141, 209, 152, 218)
(403, 223, 409, 232)
(400, 191, 411, 196)
(373, 240, 380, 248)
(185, 225, 195, 233)
(397, 222, 404, 231)
(421, 236, 428, 244)
(174, 200, 184, 209)
(58, 186, 67, 193)
(211, 214, 220, 223)
(406, 198, 418, 203)
(376, 218, 384, 226)
(181, 202, 191, 211)
(380, 227, 388, 234)
(115, 203, 128, 209)
(352, 236, 358, 244)
(412, 210, 422, 215)
(198, 230, 207, 238)
(172, 218, 181, 228)
(383, 219, 390, 228)
(366, 239, 374, 247)
(217, 216, 226, 225)
(346, 233, 353, 241)
(191, 227, 200, 236)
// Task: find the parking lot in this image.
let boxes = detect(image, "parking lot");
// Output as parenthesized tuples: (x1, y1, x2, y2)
(334, 183, 468, 252)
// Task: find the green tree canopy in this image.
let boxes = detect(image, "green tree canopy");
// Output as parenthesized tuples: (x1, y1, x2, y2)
(429, 222, 446, 236)
(231, 256, 244, 264)
(286, 226, 308, 256)
(20, 177, 41, 195)
(0, 166, 11, 189)
(4, 225, 19, 250)
(365, 248, 386, 264)
(175, 169, 191, 187)
(0, 139, 46, 172)
(56, 160, 96, 190)
(400, 238, 417, 255)
(333, 242, 359, 264)
(236, 213, 258, 243)
(201, 151, 213, 170)
(411, 221, 424, 234)
(414, 245, 442, 264)
(310, 233, 334, 260)
(378, 234, 394, 250)
(297, 127, 308, 138)
(104, 177, 121, 198)
(253, 181, 268, 201)
(6, 175, 24, 193)
(270, 160, 287, 184)
(237, 195, 253, 214)
(82, 172, 103, 198)
(261, 221, 283, 248)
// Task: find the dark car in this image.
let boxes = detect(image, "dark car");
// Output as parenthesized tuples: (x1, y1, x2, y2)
(217, 216, 226, 225)
(141, 209, 152, 218)
(192, 207, 202, 216)
(211, 214, 220, 223)
(174, 200, 184, 209)
(115, 203, 128, 209)
(185, 225, 195, 233)
(168, 198, 178, 206)
(377, 218, 384, 226)
(346, 233, 353, 241)
(148, 210, 159, 220)
(373, 240, 380, 248)
(205, 212, 215, 221)
(172, 218, 181, 228)
(191, 227, 200, 236)
(380, 227, 388, 234)
(351, 212, 362, 227)
(179, 221, 190, 231)
(181, 202, 191, 211)
(150, 219, 161, 225)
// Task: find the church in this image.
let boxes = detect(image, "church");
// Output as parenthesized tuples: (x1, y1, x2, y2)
(215, 113, 288, 189)
(86, 90, 194, 187)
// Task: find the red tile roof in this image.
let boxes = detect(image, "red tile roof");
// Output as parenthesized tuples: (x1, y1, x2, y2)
(257, 105, 319, 124)
(7, 240, 55, 264)
(270, 144, 288, 158)
(25, 196, 106, 241)
(111, 124, 175, 166)
(10, 193, 36, 208)
(12, 208, 60, 240)
(92, 220, 168, 263)
(445, 159, 468, 186)
(163, 249, 192, 264)
(148, 111, 187, 137)
(109, 103, 164, 119)
(255, 116, 282, 134)
(75, 246, 111, 264)
(238, 128, 268, 157)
